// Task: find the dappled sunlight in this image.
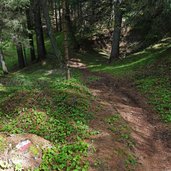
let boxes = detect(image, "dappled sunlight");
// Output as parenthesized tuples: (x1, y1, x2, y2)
(115, 102, 153, 137)
(1, 0, 171, 169)
(0, 84, 7, 91)
(44, 69, 57, 76)
(152, 38, 171, 50)
(153, 43, 169, 49)
(99, 100, 111, 107)
(81, 39, 171, 80)
(90, 88, 102, 96)
(87, 64, 102, 69)
(37, 76, 51, 81)
(98, 51, 109, 59)
(69, 58, 87, 68)
(106, 57, 151, 70)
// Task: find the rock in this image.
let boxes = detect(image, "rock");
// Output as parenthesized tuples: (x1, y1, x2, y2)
(0, 133, 52, 170)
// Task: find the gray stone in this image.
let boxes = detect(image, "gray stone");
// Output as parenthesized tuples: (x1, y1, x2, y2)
(0, 133, 52, 170)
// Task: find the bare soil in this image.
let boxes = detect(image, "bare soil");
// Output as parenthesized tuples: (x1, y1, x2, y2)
(71, 58, 171, 171)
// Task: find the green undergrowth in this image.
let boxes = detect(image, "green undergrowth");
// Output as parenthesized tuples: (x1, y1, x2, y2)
(79, 37, 171, 122)
(0, 59, 94, 170)
(0, 33, 96, 170)
(136, 77, 171, 122)
(38, 142, 89, 171)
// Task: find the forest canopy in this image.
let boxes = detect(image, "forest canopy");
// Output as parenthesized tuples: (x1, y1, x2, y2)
(1, 0, 171, 73)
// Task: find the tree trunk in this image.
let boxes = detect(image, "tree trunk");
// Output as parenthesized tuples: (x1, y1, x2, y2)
(54, 1, 59, 32)
(91, 0, 96, 24)
(65, 1, 79, 50)
(62, 0, 71, 80)
(33, 0, 46, 61)
(23, 46, 28, 65)
(59, 5, 62, 32)
(0, 49, 8, 74)
(108, 0, 115, 27)
(26, 8, 36, 62)
(16, 43, 26, 69)
(41, 0, 62, 62)
(109, 2, 123, 63)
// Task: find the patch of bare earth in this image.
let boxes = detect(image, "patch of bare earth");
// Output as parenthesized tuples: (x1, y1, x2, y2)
(71, 59, 171, 171)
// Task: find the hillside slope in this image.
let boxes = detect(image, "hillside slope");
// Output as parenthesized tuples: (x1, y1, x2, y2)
(79, 37, 171, 123)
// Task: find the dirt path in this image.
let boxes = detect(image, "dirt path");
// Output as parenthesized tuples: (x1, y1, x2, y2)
(70, 58, 171, 171)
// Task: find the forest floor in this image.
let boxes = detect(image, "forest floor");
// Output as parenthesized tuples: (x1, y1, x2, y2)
(70, 37, 171, 171)
(69, 56, 171, 171)
(0, 38, 171, 170)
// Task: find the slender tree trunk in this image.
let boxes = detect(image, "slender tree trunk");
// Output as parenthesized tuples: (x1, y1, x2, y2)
(54, 1, 59, 32)
(26, 8, 36, 62)
(78, 0, 83, 38)
(65, 1, 79, 50)
(77, 2, 80, 19)
(0, 49, 8, 74)
(79, 1, 83, 20)
(33, 0, 46, 61)
(16, 43, 26, 69)
(59, 6, 62, 32)
(23, 46, 27, 65)
(41, 0, 62, 62)
(108, 0, 115, 27)
(109, 2, 123, 63)
(91, 0, 96, 24)
(62, 0, 71, 80)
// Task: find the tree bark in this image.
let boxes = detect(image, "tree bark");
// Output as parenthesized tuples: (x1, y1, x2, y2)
(65, 2, 79, 50)
(109, 1, 123, 63)
(41, 0, 62, 62)
(0, 49, 8, 74)
(91, 0, 96, 24)
(16, 43, 26, 69)
(26, 8, 36, 62)
(62, 0, 71, 80)
(54, 1, 59, 32)
(59, 5, 62, 32)
(23, 46, 28, 65)
(33, 0, 46, 61)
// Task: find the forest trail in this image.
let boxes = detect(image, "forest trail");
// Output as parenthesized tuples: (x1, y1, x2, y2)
(71, 59, 171, 171)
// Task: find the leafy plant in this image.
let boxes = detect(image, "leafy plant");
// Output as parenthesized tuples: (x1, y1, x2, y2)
(39, 142, 89, 171)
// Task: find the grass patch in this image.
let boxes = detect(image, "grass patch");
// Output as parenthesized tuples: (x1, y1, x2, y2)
(136, 77, 171, 122)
